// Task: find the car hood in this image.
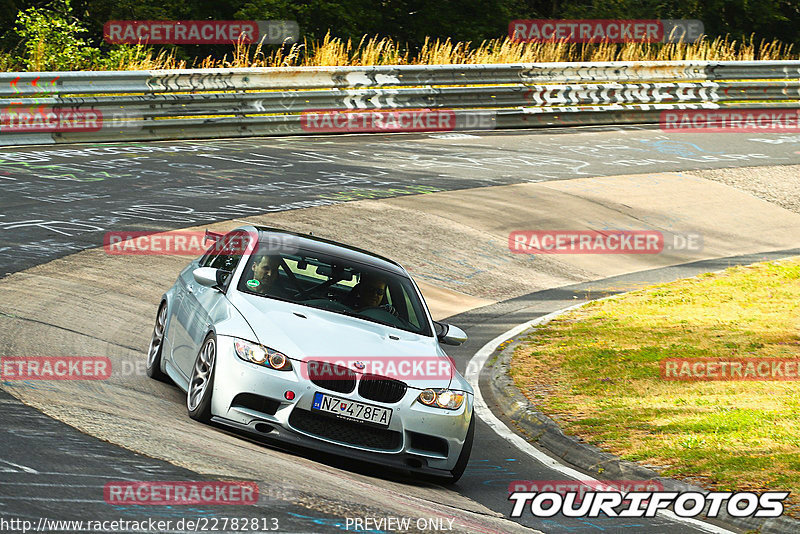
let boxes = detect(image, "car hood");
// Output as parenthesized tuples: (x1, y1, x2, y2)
(228, 291, 453, 389)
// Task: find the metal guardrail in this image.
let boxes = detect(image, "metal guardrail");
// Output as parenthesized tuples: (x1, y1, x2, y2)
(0, 60, 799, 145)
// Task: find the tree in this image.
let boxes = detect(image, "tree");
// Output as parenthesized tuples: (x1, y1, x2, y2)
(15, 0, 100, 70)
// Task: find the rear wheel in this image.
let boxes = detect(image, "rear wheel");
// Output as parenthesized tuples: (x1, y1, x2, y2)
(447, 412, 475, 483)
(187, 334, 216, 423)
(146, 302, 170, 382)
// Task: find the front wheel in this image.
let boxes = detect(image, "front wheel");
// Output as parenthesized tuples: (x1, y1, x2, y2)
(146, 302, 170, 383)
(187, 334, 216, 423)
(447, 412, 475, 484)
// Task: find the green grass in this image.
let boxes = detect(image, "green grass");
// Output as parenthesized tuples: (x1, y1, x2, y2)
(511, 258, 800, 515)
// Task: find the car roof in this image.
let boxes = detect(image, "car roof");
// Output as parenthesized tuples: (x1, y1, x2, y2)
(250, 225, 408, 277)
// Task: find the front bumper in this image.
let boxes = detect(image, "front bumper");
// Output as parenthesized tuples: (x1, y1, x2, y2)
(211, 336, 473, 474)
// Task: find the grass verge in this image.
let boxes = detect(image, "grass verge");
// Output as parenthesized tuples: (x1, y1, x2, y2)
(510, 258, 800, 516)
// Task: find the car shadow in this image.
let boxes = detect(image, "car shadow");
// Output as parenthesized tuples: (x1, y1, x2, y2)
(209, 421, 456, 489)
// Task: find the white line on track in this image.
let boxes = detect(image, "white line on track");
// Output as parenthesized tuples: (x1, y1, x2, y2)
(465, 304, 736, 534)
(0, 481, 104, 487)
(0, 459, 38, 473)
(0, 497, 106, 502)
(0, 471, 138, 480)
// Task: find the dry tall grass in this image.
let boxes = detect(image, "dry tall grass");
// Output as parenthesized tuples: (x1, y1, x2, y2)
(188, 32, 797, 70)
(3, 32, 795, 71)
(106, 44, 188, 70)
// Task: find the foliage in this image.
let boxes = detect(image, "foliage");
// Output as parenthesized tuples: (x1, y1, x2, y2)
(0, 0, 798, 71)
(14, 0, 102, 71)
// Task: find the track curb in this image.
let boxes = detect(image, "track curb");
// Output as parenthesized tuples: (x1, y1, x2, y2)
(485, 295, 799, 534)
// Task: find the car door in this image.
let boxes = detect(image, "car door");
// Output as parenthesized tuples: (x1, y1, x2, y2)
(165, 275, 184, 360)
(174, 231, 249, 377)
(169, 257, 205, 380)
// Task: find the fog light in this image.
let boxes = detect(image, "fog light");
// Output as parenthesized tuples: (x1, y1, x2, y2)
(284, 390, 295, 401)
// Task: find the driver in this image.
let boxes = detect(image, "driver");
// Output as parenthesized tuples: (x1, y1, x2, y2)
(247, 255, 281, 295)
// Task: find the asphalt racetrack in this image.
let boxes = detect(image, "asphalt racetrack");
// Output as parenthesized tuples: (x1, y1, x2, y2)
(2, 125, 800, 533)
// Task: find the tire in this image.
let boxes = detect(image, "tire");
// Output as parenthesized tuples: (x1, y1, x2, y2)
(146, 302, 170, 383)
(447, 412, 475, 483)
(187, 333, 216, 423)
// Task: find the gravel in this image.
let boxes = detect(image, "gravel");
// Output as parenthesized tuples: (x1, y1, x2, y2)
(685, 165, 800, 214)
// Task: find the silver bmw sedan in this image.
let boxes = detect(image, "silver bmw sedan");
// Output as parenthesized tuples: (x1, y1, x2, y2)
(146, 226, 474, 482)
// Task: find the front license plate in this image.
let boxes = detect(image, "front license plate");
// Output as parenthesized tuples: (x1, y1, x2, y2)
(312, 392, 392, 427)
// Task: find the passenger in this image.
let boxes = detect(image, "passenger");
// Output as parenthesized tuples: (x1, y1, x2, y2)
(346, 273, 396, 316)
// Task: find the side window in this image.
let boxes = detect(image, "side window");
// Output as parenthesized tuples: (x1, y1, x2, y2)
(387, 283, 421, 330)
(199, 245, 217, 267)
(209, 248, 239, 272)
(203, 231, 250, 285)
(199, 230, 227, 267)
(402, 289, 419, 327)
(385, 286, 393, 306)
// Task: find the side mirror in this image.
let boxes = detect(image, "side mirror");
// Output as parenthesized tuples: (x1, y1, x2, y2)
(193, 267, 228, 289)
(434, 321, 468, 346)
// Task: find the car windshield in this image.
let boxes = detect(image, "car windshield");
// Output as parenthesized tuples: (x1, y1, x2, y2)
(237, 244, 432, 336)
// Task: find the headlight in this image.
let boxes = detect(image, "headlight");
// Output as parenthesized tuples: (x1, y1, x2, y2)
(419, 389, 437, 405)
(417, 388, 465, 410)
(268, 350, 287, 369)
(235, 340, 267, 364)
(234, 340, 292, 371)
